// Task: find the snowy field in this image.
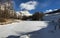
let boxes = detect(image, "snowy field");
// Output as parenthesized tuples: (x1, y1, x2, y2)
(0, 21, 60, 38)
(0, 21, 48, 38)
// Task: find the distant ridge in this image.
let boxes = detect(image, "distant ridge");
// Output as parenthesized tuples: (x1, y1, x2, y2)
(45, 9, 60, 14)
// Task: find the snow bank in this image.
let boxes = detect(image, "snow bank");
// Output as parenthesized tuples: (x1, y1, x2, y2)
(0, 21, 48, 38)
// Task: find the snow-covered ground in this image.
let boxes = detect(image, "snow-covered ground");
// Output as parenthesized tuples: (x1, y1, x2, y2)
(0, 21, 60, 38)
(43, 13, 60, 21)
(0, 21, 48, 38)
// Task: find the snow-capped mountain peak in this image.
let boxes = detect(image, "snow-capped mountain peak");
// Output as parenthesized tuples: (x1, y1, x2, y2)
(44, 9, 58, 13)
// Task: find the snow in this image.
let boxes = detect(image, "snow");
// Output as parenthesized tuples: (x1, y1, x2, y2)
(0, 15, 60, 38)
(0, 21, 48, 38)
(43, 13, 60, 21)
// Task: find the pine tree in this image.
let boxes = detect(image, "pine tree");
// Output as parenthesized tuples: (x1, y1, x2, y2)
(32, 12, 44, 21)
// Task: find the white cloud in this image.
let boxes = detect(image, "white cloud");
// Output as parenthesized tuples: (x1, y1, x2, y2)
(44, 9, 53, 13)
(16, 11, 32, 16)
(20, 11, 32, 16)
(44, 9, 58, 13)
(46, 9, 53, 12)
(20, 1, 38, 10)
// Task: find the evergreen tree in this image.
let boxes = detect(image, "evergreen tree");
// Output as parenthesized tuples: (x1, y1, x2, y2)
(32, 12, 44, 21)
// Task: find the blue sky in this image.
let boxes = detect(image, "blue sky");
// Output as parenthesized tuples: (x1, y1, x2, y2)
(13, 0, 60, 14)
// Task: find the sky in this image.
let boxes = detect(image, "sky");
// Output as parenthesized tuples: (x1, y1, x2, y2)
(13, 0, 60, 14)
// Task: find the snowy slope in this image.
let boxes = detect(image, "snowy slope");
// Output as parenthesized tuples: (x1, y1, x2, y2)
(43, 13, 60, 21)
(0, 21, 48, 38)
(0, 21, 60, 38)
(29, 21, 60, 38)
(29, 21, 58, 38)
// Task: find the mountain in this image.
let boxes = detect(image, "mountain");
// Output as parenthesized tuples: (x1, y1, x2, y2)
(45, 9, 60, 14)
(43, 9, 60, 21)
